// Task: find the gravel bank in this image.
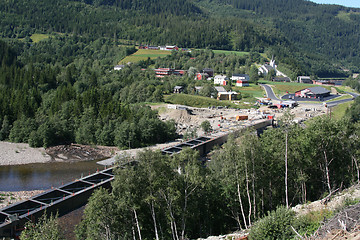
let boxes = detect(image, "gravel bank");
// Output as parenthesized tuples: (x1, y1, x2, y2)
(0, 141, 51, 166)
(0, 190, 45, 209)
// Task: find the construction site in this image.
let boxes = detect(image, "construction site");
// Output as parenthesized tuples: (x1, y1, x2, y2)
(154, 102, 328, 137)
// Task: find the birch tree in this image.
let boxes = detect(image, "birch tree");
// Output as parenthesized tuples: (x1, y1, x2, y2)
(209, 136, 250, 229)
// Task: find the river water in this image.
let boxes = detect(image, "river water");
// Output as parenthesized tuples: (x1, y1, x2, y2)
(0, 161, 104, 191)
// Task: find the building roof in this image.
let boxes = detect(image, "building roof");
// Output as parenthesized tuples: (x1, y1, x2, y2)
(263, 64, 274, 71)
(232, 74, 249, 77)
(214, 74, 227, 78)
(214, 86, 227, 93)
(114, 64, 125, 69)
(198, 72, 209, 76)
(218, 91, 238, 95)
(307, 87, 330, 94)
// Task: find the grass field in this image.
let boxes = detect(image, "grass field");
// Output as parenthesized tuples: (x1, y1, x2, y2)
(233, 84, 265, 98)
(326, 94, 353, 103)
(335, 85, 358, 94)
(119, 49, 172, 64)
(164, 94, 254, 109)
(212, 50, 249, 56)
(330, 102, 352, 120)
(30, 34, 50, 43)
(276, 64, 293, 78)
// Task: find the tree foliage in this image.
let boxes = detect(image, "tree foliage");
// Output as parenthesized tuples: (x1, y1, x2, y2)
(78, 115, 360, 239)
(20, 212, 63, 240)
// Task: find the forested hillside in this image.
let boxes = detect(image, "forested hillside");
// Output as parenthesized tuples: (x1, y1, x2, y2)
(1, 0, 359, 76)
(1, 0, 359, 148)
(196, 0, 360, 73)
(0, 39, 177, 148)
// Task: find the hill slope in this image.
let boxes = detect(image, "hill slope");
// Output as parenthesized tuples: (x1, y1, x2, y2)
(1, 0, 360, 75)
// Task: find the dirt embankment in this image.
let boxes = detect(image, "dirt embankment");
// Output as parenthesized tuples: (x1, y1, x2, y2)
(46, 144, 117, 162)
(293, 184, 360, 240)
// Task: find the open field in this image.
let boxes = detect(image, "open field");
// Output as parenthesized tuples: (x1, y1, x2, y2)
(329, 101, 352, 120)
(233, 84, 265, 98)
(325, 94, 353, 103)
(212, 50, 249, 56)
(276, 64, 293, 78)
(335, 85, 358, 94)
(30, 34, 50, 43)
(164, 94, 254, 109)
(119, 49, 172, 64)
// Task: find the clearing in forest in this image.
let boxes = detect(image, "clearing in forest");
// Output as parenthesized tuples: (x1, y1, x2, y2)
(30, 34, 50, 43)
(212, 49, 250, 56)
(119, 49, 172, 64)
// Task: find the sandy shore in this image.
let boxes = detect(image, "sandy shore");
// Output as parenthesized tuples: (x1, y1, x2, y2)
(0, 141, 51, 166)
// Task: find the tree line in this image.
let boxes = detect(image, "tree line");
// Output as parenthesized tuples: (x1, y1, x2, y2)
(0, 39, 176, 148)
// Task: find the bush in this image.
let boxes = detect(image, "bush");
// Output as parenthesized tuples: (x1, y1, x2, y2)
(200, 120, 212, 133)
(249, 206, 295, 240)
(293, 209, 333, 237)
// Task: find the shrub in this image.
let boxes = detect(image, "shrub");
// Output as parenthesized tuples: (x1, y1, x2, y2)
(293, 209, 333, 237)
(249, 206, 295, 240)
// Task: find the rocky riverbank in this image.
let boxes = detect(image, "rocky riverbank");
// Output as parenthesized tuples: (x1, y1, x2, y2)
(0, 141, 118, 166)
(0, 142, 51, 166)
(0, 190, 45, 209)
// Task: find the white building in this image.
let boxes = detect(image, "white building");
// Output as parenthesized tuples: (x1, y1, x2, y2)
(159, 45, 179, 51)
(258, 57, 277, 76)
(114, 65, 125, 71)
(214, 75, 229, 86)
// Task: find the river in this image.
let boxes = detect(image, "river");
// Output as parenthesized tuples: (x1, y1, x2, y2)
(0, 161, 104, 191)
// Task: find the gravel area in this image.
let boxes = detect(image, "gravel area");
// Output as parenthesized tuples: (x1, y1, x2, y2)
(0, 190, 45, 209)
(0, 141, 51, 166)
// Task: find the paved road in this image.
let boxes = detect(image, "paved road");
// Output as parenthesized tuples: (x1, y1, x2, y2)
(260, 84, 359, 107)
(326, 92, 359, 107)
(260, 84, 280, 100)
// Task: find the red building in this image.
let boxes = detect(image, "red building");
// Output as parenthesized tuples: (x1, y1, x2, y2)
(196, 72, 209, 80)
(295, 87, 330, 99)
(235, 80, 249, 87)
(154, 68, 185, 78)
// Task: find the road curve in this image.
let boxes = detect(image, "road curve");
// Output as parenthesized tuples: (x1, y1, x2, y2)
(259, 84, 280, 100)
(326, 92, 359, 107)
(260, 84, 359, 107)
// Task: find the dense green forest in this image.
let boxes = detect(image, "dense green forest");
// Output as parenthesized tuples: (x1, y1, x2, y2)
(1, 0, 359, 76)
(196, 0, 360, 73)
(0, 39, 178, 148)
